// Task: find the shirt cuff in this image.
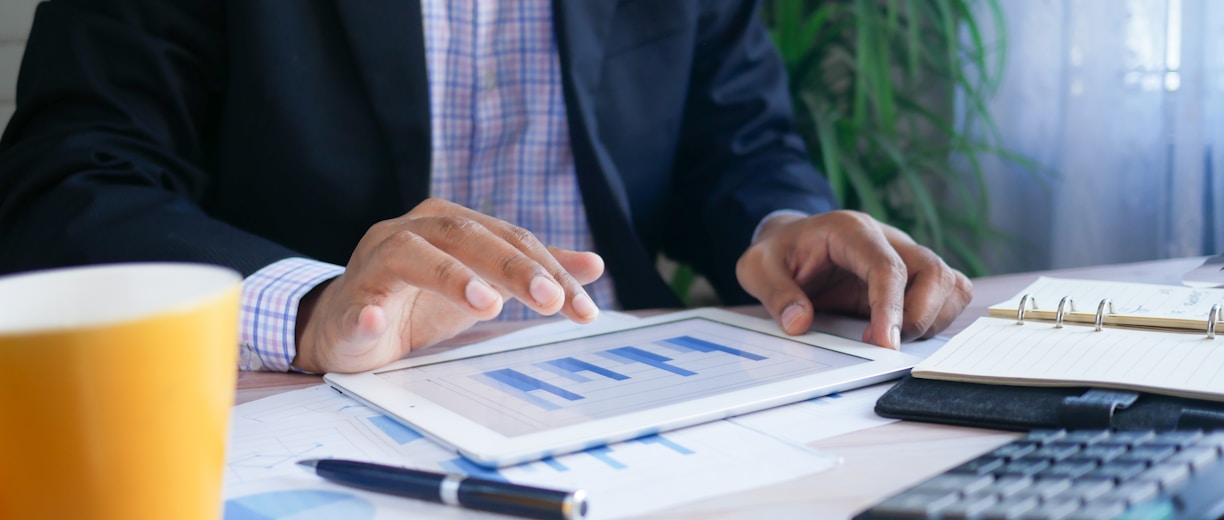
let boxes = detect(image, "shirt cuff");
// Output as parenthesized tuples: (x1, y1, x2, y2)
(239, 258, 345, 372)
(752, 209, 810, 243)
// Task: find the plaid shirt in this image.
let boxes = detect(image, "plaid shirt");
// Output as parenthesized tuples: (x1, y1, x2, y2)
(237, 0, 617, 371)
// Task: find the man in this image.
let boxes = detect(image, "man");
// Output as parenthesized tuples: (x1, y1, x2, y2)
(0, 0, 971, 374)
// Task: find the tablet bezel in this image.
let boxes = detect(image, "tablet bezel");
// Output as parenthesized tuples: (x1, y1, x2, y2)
(324, 308, 919, 468)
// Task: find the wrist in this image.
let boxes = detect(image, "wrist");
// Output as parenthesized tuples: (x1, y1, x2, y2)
(755, 212, 806, 243)
(291, 278, 334, 373)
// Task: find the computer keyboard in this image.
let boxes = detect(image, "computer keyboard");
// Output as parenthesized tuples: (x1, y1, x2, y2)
(854, 429, 1224, 520)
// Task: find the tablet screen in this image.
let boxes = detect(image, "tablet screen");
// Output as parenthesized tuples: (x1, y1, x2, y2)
(375, 317, 868, 437)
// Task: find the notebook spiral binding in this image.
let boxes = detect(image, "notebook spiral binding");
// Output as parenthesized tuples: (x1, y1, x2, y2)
(1014, 294, 1221, 340)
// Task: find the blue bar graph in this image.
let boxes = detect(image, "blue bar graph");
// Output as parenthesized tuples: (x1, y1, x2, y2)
(484, 369, 584, 401)
(584, 446, 627, 469)
(662, 335, 768, 361)
(443, 457, 506, 482)
(634, 434, 695, 455)
(366, 415, 424, 445)
(603, 346, 697, 376)
(545, 357, 630, 381)
(541, 456, 569, 472)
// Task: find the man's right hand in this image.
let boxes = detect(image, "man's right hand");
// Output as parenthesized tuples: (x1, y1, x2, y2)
(290, 198, 604, 374)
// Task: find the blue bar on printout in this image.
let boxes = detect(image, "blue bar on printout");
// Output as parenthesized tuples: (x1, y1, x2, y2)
(662, 335, 767, 361)
(483, 368, 584, 401)
(604, 346, 696, 376)
(634, 434, 695, 455)
(545, 357, 630, 381)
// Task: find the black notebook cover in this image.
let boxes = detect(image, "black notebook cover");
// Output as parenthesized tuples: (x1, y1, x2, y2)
(875, 375, 1224, 431)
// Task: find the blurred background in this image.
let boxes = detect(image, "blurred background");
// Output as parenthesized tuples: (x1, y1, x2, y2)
(2, 0, 1221, 290)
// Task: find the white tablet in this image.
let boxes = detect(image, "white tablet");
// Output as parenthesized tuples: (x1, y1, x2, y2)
(324, 308, 920, 468)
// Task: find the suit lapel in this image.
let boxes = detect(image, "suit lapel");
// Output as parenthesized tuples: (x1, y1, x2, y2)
(555, 1, 682, 309)
(335, 0, 432, 205)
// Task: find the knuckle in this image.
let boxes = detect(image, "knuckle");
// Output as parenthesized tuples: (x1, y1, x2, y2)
(829, 209, 876, 229)
(432, 258, 465, 283)
(504, 224, 540, 247)
(368, 218, 399, 237)
(499, 253, 536, 278)
(385, 229, 426, 249)
(435, 216, 481, 242)
(414, 197, 450, 215)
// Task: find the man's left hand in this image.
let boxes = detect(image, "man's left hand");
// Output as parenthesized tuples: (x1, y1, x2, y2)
(735, 210, 973, 348)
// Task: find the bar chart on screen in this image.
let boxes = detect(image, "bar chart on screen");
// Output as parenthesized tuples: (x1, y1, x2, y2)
(376, 319, 868, 437)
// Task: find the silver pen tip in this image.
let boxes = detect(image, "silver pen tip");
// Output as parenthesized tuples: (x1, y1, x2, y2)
(296, 459, 320, 471)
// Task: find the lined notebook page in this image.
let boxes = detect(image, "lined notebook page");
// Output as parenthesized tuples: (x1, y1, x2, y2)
(987, 277, 1224, 331)
(912, 317, 1224, 402)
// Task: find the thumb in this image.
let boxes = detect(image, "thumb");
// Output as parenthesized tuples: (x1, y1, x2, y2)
(737, 249, 815, 335)
(330, 303, 388, 351)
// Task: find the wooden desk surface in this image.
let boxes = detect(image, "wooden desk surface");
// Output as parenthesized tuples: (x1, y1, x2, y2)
(234, 256, 1206, 519)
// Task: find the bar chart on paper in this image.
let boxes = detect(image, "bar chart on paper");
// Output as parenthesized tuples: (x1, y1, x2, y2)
(376, 318, 867, 436)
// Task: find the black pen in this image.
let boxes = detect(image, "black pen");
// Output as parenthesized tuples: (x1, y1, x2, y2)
(296, 458, 587, 520)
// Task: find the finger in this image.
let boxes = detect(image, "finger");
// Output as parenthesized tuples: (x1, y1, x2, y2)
(549, 248, 605, 286)
(472, 217, 600, 322)
(823, 214, 907, 349)
(879, 225, 973, 339)
(895, 248, 956, 340)
(360, 227, 505, 320)
(736, 244, 816, 335)
(411, 216, 597, 321)
(410, 199, 598, 322)
(923, 271, 973, 338)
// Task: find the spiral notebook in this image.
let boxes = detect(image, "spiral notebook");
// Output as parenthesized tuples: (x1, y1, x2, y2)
(911, 277, 1224, 402)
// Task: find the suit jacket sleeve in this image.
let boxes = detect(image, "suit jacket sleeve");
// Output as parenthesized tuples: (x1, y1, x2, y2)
(662, 0, 837, 304)
(0, 0, 299, 276)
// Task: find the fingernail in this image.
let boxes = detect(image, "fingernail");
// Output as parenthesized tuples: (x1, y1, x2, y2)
(889, 325, 902, 350)
(530, 275, 563, 307)
(465, 279, 500, 310)
(572, 292, 599, 320)
(781, 303, 804, 332)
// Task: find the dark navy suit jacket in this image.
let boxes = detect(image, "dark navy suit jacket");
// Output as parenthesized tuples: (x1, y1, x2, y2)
(0, 0, 835, 309)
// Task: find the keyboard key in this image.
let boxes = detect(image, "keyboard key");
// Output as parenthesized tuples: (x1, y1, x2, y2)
(1029, 443, 1082, 461)
(1070, 445, 1126, 464)
(937, 492, 998, 519)
(950, 456, 1007, 475)
(1022, 430, 1067, 443)
(1062, 431, 1111, 445)
(978, 495, 1039, 519)
(1114, 445, 1176, 465)
(865, 490, 959, 518)
(1166, 446, 1221, 472)
(1069, 499, 1128, 520)
(1135, 462, 1191, 489)
(1022, 496, 1081, 520)
(982, 476, 1033, 498)
(1084, 461, 1147, 482)
(1012, 478, 1071, 500)
(1000, 457, 1052, 477)
(1041, 460, 1098, 479)
(1197, 431, 1224, 452)
(992, 442, 1039, 460)
(1151, 430, 1203, 447)
(1103, 430, 1154, 446)
(910, 473, 993, 494)
(1062, 478, 1115, 502)
(1098, 480, 1159, 505)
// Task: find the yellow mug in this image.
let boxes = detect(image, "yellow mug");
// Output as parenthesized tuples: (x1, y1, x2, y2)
(0, 263, 241, 519)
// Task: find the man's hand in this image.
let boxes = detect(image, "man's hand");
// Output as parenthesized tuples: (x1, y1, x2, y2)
(292, 198, 604, 374)
(736, 210, 972, 348)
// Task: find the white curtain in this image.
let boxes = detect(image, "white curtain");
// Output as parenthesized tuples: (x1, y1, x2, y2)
(972, 0, 1224, 274)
